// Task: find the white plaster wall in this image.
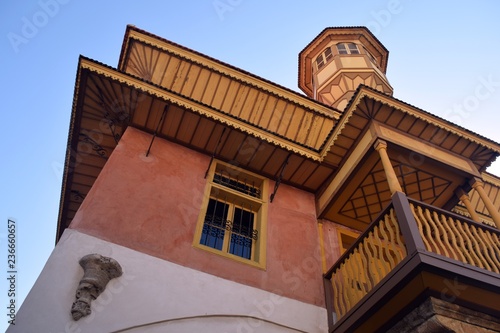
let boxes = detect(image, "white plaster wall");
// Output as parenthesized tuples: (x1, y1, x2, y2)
(8, 229, 328, 333)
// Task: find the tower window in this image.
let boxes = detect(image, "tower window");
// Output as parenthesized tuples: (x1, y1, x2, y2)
(336, 43, 360, 55)
(324, 47, 333, 61)
(316, 54, 325, 69)
(366, 50, 377, 64)
(348, 43, 359, 54)
(337, 43, 348, 54)
(315, 47, 334, 71)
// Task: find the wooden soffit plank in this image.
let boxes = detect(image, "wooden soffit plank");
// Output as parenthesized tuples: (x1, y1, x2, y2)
(355, 87, 500, 154)
(321, 86, 500, 173)
(119, 27, 341, 119)
(79, 57, 324, 161)
(372, 122, 481, 177)
(118, 37, 337, 154)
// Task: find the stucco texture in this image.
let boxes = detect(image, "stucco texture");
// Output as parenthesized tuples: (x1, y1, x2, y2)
(70, 127, 325, 307)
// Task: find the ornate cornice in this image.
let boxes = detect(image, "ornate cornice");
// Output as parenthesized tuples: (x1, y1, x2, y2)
(124, 29, 341, 121)
(356, 88, 500, 153)
(322, 87, 500, 159)
(56, 61, 86, 241)
(482, 172, 500, 187)
(79, 58, 323, 161)
(319, 91, 365, 159)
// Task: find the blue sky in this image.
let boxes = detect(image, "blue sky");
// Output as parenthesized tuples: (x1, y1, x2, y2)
(1, 1, 500, 330)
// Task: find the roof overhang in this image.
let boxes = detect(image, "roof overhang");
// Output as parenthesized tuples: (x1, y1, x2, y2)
(56, 26, 500, 241)
(317, 86, 500, 230)
(56, 41, 344, 241)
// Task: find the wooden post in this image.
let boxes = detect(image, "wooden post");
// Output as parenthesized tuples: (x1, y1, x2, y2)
(374, 139, 403, 194)
(455, 188, 481, 222)
(470, 178, 500, 228)
(323, 276, 335, 332)
(391, 191, 426, 254)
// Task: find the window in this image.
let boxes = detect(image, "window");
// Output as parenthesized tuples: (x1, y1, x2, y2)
(337, 228, 360, 254)
(348, 43, 360, 54)
(200, 198, 256, 259)
(336, 43, 360, 55)
(315, 47, 334, 71)
(194, 161, 268, 268)
(337, 43, 348, 54)
(365, 50, 377, 64)
(316, 54, 325, 70)
(324, 47, 333, 61)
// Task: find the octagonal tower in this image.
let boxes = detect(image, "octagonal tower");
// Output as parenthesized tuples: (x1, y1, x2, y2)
(299, 27, 393, 111)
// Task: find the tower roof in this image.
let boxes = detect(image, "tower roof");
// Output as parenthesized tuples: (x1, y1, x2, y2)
(298, 26, 389, 97)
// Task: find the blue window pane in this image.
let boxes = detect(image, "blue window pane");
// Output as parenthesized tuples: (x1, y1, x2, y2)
(229, 207, 254, 259)
(230, 234, 252, 259)
(200, 199, 229, 251)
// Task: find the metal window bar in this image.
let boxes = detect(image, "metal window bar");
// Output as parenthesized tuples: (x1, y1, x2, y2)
(200, 196, 228, 251)
(201, 195, 259, 260)
(229, 202, 254, 259)
(213, 170, 261, 198)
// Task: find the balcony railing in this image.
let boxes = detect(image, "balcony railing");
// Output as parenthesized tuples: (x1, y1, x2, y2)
(324, 203, 407, 320)
(411, 200, 500, 273)
(324, 191, 500, 332)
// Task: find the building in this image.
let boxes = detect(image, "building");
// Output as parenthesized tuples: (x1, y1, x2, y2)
(9, 25, 500, 332)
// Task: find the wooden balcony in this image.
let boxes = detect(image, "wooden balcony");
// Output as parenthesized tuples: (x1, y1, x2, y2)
(324, 192, 500, 332)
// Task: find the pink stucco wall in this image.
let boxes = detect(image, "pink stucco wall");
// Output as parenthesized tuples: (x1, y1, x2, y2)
(70, 127, 325, 307)
(320, 219, 361, 270)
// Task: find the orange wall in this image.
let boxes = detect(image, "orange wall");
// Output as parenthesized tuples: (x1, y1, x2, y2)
(70, 127, 325, 307)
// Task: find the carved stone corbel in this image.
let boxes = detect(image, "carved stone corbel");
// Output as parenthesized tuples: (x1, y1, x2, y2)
(71, 254, 123, 321)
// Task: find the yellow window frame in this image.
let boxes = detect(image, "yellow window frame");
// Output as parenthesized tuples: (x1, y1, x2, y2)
(193, 160, 268, 269)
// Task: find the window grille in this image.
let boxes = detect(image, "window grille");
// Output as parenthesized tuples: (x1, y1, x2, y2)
(213, 171, 261, 198)
(195, 161, 267, 267)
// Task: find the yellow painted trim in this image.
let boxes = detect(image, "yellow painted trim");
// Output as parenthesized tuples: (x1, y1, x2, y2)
(481, 172, 500, 187)
(452, 205, 496, 227)
(125, 30, 341, 120)
(82, 58, 500, 170)
(373, 122, 481, 177)
(192, 160, 268, 270)
(79, 58, 323, 161)
(322, 87, 500, 159)
(336, 228, 360, 253)
(318, 221, 327, 274)
(353, 89, 500, 153)
(317, 126, 376, 215)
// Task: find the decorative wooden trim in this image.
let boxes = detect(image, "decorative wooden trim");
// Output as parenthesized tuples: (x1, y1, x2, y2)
(79, 58, 323, 161)
(317, 127, 376, 215)
(322, 87, 500, 163)
(373, 122, 481, 177)
(124, 29, 341, 120)
(356, 88, 500, 153)
(481, 172, 500, 187)
(319, 90, 368, 157)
